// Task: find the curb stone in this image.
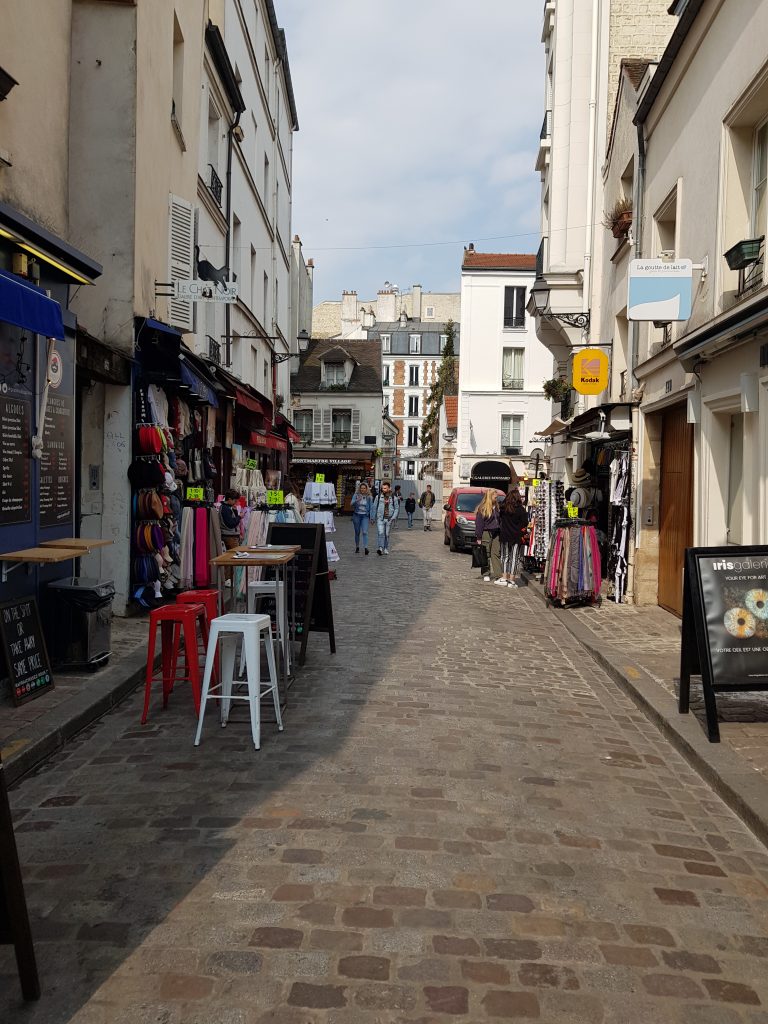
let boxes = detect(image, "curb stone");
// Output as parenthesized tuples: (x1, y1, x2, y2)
(525, 574, 768, 850)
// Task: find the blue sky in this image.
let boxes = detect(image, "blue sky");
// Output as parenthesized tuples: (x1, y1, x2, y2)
(278, 1, 543, 303)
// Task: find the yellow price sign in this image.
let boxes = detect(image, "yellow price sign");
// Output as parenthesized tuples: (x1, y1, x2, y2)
(266, 489, 284, 506)
(566, 502, 579, 518)
(315, 473, 325, 483)
(532, 478, 540, 487)
(186, 486, 204, 501)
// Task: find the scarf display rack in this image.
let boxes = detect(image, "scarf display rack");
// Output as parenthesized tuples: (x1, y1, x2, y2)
(544, 518, 602, 607)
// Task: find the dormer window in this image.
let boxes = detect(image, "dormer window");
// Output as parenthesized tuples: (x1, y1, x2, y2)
(324, 362, 346, 385)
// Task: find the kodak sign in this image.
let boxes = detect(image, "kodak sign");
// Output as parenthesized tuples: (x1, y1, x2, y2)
(572, 348, 609, 396)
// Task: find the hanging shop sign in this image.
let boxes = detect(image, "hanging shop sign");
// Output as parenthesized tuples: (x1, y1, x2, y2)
(174, 280, 238, 303)
(572, 348, 609, 396)
(0, 598, 54, 707)
(679, 546, 768, 742)
(0, 395, 31, 526)
(628, 259, 693, 322)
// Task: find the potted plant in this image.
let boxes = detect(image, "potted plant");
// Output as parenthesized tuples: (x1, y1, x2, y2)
(274, 393, 284, 411)
(603, 196, 633, 239)
(542, 377, 571, 403)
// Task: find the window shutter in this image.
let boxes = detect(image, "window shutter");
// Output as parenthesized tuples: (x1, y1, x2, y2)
(312, 408, 321, 441)
(501, 417, 510, 447)
(351, 409, 361, 442)
(512, 416, 522, 447)
(322, 407, 332, 441)
(168, 194, 195, 331)
(503, 287, 514, 327)
(515, 288, 526, 327)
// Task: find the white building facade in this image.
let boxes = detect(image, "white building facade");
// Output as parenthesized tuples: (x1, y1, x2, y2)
(457, 251, 551, 490)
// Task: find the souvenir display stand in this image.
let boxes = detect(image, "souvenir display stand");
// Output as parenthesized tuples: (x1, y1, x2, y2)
(544, 518, 602, 607)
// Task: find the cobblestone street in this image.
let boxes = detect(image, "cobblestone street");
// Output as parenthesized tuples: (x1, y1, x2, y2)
(2, 520, 768, 1023)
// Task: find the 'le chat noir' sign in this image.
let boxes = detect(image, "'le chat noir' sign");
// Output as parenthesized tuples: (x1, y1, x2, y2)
(680, 546, 768, 742)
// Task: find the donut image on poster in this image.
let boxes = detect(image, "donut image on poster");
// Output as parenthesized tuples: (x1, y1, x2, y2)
(745, 589, 768, 620)
(724, 607, 756, 639)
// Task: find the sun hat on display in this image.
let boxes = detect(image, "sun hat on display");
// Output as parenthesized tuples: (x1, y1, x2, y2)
(572, 468, 591, 484)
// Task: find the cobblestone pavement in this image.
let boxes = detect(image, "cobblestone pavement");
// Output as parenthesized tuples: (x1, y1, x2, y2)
(0, 617, 149, 748)
(565, 601, 768, 778)
(2, 520, 768, 1023)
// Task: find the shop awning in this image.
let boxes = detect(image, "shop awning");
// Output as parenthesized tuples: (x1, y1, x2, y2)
(180, 357, 219, 407)
(0, 268, 64, 340)
(535, 416, 572, 438)
(275, 412, 301, 443)
(236, 386, 270, 418)
(249, 431, 287, 451)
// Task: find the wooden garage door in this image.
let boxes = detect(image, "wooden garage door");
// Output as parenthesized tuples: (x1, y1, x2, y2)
(658, 404, 694, 616)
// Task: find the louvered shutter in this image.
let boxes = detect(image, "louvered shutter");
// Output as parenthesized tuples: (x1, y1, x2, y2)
(321, 408, 332, 441)
(351, 409, 361, 442)
(168, 194, 195, 331)
(312, 408, 321, 441)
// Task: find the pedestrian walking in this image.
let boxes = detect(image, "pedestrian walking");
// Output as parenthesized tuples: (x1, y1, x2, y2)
(474, 488, 501, 581)
(350, 482, 372, 554)
(220, 489, 243, 551)
(419, 484, 437, 531)
(371, 480, 400, 555)
(404, 492, 417, 528)
(497, 488, 528, 587)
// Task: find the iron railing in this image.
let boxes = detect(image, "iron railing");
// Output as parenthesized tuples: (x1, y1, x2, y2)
(502, 377, 524, 391)
(319, 380, 349, 391)
(536, 236, 547, 279)
(737, 239, 765, 298)
(561, 389, 574, 419)
(207, 335, 221, 365)
(619, 369, 627, 400)
(297, 431, 312, 444)
(207, 164, 223, 206)
(540, 109, 552, 140)
(332, 430, 352, 445)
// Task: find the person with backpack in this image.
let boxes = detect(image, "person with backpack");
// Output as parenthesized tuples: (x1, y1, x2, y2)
(350, 482, 372, 554)
(404, 492, 417, 528)
(419, 484, 437, 531)
(370, 480, 400, 555)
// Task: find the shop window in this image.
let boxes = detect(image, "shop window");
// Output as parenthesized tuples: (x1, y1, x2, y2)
(381, 334, 391, 353)
(407, 425, 419, 447)
(294, 409, 313, 442)
(503, 286, 526, 329)
(727, 413, 744, 545)
(502, 347, 524, 389)
(501, 414, 523, 452)
(409, 334, 421, 354)
(409, 365, 419, 386)
(408, 395, 419, 416)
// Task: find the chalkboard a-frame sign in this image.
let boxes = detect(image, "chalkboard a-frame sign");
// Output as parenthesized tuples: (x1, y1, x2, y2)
(0, 598, 54, 707)
(680, 546, 768, 742)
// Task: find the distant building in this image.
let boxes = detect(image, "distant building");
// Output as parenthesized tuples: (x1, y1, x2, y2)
(313, 285, 460, 339)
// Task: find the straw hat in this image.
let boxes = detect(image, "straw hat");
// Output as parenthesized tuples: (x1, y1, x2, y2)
(572, 468, 591, 484)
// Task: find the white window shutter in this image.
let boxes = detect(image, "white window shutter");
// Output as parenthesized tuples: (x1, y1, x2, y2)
(168, 193, 195, 331)
(312, 408, 321, 441)
(322, 408, 332, 441)
(351, 408, 361, 442)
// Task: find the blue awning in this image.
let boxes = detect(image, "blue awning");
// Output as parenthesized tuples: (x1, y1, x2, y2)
(180, 359, 219, 407)
(144, 317, 183, 337)
(0, 268, 65, 340)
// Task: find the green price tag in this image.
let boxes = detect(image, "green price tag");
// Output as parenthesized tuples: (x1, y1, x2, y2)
(266, 489, 284, 506)
(245, 458, 257, 471)
(186, 486, 204, 501)
(315, 473, 325, 483)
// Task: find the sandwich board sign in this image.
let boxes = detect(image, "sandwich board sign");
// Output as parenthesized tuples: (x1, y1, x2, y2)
(628, 259, 693, 322)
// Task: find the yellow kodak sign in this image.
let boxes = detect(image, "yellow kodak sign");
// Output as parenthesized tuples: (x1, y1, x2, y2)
(572, 348, 609, 395)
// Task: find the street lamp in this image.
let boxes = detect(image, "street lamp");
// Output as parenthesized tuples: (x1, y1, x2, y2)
(271, 329, 311, 364)
(529, 283, 590, 332)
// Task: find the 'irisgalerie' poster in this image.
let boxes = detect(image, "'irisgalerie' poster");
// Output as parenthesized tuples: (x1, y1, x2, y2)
(698, 552, 768, 685)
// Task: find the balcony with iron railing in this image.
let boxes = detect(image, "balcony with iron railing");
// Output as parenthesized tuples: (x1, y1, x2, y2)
(736, 238, 765, 299)
(536, 236, 547, 279)
(207, 335, 221, 365)
(502, 376, 524, 391)
(207, 164, 223, 206)
(298, 431, 313, 445)
(332, 430, 352, 446)
(536, 110, 552, 171)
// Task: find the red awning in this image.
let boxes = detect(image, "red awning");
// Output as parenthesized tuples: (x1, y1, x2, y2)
(235, 386, 270, 418)
(285, 423, 301, 443)
(249, 431, 287, 452)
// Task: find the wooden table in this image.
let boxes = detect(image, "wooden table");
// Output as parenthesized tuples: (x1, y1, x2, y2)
(210, 549, 298, 703)
(0, 547, 84, 584)
(40, 538, 113, 551)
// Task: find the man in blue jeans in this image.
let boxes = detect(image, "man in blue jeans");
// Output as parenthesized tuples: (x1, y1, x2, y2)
(370, 481, 400, 555)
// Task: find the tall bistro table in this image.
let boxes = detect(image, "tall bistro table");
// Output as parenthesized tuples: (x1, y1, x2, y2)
(209, 546, 299, 704)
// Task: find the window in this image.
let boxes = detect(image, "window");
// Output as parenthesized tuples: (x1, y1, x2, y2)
(654, 187, 678, 256)
(408, 365, 419, 386)
(250, 245, 257, 310)
(172, 13, 185, 125)
(502, 347, 525, 389)
(264, 359, 269, 391)
(501, 414, 523, 451)
(406, 460, 416, 475)
(263, 271, 269, 322)
(332, 408, 352, 441)
(294, 410, 313, 441)
(207, 97, 221, 176)
(275, 276, 279, 328)
(409, 334, 421, 354)
(383, 364, 390, 386)
(503, 286, 526, 328)
(727, 413, 744, 544)
(753, 120, 768, 237)
(425, 306, 435, 319)
(324, 362, 346, 385)
(407, 426, 419, 447)
(381, 334, 391, 353)
(231, 214, 241, 292)
(264, 47, 271, 103)
(440, 334, 448, 352)
(263, 155, 270, 203)
(408, 395, 419, 416)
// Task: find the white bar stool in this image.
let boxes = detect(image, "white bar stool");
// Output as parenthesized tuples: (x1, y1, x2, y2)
(247, 579, 290, 673)
(194, 613, 283, 751)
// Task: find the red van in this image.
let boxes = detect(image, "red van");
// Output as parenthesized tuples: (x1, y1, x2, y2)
(443, 487, 505, 552)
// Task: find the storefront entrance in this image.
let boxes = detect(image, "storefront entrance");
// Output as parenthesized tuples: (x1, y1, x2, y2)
(658, 404, 694, 616)
(469, 460, 513, 492)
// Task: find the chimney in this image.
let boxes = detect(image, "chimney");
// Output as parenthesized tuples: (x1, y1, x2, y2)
(377, 289, 397, 322)
(341, 290, 358, 332)
(362, 307, 375, 328)
(411, 284, 422, 321)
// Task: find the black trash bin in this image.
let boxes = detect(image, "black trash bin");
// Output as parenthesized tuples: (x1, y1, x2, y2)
(44, 578, 115, 670)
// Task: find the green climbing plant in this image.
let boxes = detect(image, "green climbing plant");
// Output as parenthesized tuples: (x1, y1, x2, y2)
(420, 319, 458, 455)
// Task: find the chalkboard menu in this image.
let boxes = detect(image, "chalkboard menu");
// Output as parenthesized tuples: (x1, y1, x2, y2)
(680, 545, 768, 742)
(0, 395, 31, 526)
(39, 393, 74, 527)
(0, 598, 54, 706)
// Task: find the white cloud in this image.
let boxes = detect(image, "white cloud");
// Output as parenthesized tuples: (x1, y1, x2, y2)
(277, 0, 543, 301)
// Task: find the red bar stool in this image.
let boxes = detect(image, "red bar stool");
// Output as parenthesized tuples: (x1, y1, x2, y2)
(141, 603, 207, 725)
(176, 589, 220, 680)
